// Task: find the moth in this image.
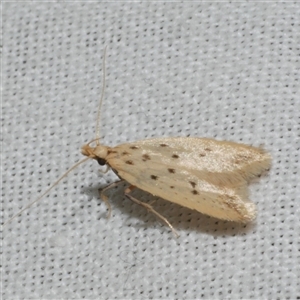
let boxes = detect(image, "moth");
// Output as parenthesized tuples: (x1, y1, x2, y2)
(5, 47, 271, 236)
(81, 136, 271, 235)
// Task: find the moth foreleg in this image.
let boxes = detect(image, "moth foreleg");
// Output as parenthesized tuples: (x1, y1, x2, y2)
(98, 165, 110, 174)
(124, 185, 179, 238)
(99, 180, 124, 218)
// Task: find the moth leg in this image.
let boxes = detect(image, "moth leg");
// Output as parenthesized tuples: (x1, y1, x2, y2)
(99, 180, 124, 219)
(124, 185, 179, 238)
(99, 165, 110, 174)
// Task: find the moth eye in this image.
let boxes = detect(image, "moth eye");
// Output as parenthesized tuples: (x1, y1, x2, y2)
(97, 158, 106, 166)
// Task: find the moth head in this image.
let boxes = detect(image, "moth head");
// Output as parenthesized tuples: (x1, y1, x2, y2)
(81, 142, 108, 165)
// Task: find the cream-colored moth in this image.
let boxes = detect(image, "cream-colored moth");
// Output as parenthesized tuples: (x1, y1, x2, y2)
(5, 47, 271, 236)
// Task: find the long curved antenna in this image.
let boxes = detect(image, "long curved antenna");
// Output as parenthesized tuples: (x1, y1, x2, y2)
(95, 46, 108, 145)
(3, 157, 90, 227)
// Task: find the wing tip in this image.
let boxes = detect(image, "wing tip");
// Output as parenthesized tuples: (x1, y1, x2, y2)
(239, 202, 257, 223)
(241, 149, 272, 181)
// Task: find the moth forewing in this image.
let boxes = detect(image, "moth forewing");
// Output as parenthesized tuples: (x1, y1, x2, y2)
(98, 137, 271, 223)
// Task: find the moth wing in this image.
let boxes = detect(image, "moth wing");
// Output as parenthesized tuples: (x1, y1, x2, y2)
(106, 137, 271, 222)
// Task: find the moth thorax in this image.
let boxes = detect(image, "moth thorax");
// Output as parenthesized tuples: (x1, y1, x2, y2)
(81, 144, 109, 160)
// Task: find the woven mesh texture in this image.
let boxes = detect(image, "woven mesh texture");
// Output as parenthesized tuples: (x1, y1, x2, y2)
(2, 2, 299, 299)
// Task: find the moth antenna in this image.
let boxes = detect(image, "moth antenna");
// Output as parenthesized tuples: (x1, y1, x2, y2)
(87, 137, 101, 146)
(3, 157, 90, 227)
(95, 45, 108, 146)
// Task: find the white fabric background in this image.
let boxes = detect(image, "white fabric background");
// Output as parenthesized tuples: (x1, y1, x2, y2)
(2, 2, 299, 299)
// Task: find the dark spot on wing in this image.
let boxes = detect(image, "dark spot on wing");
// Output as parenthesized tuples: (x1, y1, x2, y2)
(126, 160, 134, 165)
(199, 153, 206, 157)
(168, 168, 176, 174)
(122, 151, 130, 156)
(189, 181, 196, 188)
(204, 148, 212, 152)
(151, 175, 158, 180)
(130, 146, 139, 149)
(142, 154, 151, 161)
(192, 190, 198, 195)
(172, 154, 179, 159)
(160, 144, 168, 147)
(170, 186, 174, 189)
